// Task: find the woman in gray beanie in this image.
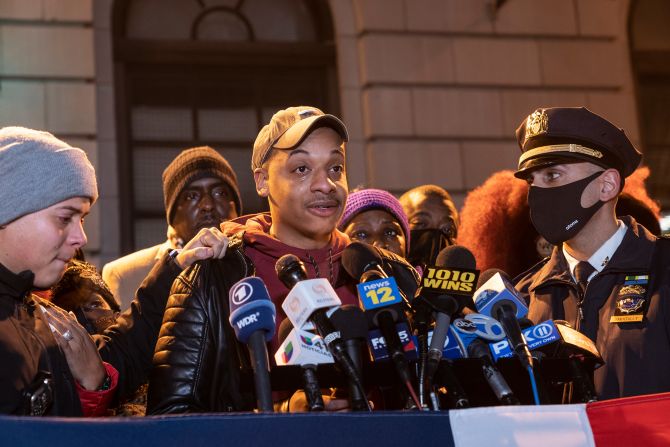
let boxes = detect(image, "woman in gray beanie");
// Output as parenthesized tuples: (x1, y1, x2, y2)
(0, 126, 229, 417)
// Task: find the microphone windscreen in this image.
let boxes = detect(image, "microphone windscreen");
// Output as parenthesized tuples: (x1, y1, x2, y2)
(277, 318, 294, 344)
(228, 277, 276, 343)
(329, 305, 368, 340)
(553, 320, 573, 328)
(476, 268, 507, 290)
(275, 254, 307, 288)
(341, 241, 384, 279)
(518, 317, 535, 329)
(435, 245, 476, 270)
(275, 254, 300, 276)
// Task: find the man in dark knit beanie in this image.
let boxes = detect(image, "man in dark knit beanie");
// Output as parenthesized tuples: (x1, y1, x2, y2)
(103, 146, 242, 308)
(162, 146, 242, 240)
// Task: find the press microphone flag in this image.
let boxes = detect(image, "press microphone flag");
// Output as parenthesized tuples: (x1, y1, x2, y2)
(228, 276, 276, 412)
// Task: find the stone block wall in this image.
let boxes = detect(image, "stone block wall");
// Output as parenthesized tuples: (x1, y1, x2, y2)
(1, 0, 642, 263)
(0, 0, 105, 264)
(330, 0, 638, 206)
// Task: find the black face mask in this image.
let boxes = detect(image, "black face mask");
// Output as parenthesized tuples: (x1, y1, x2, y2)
(74, 307, 119, 335)
(528, 171, 605, 245)
(91, 311, 119, 333)
(408, 229, 453, 267)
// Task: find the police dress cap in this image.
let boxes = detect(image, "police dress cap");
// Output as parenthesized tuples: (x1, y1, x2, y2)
(514, 107, 641, 179)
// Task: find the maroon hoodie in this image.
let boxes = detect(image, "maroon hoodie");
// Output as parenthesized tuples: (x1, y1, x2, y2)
(221, 213, 358, 351)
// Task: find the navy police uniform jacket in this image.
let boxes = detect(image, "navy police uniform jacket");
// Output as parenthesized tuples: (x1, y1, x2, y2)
(515, 216, 670, 400)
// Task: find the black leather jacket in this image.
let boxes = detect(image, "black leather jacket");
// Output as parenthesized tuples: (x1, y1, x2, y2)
(97, 254, 183, 401)
(148, 234, 253, 414)
(147, 235, 419, 414)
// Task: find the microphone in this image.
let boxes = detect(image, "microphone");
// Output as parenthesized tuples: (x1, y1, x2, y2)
(450, 314, 519, 405)
(366, 320, 419, 362)
(275, 319, 333, 411)
(341, 242, 421, 409)
(329, 305, 370, 411)
(489, 320, 601, 402)
(553, 321, 602, 362)
(474, 269, 533, 371)
(228, 277, 276, 412)
(432, 313, 508, 361)
(414, 245, 480, 409)
(275, 254, 370, 411)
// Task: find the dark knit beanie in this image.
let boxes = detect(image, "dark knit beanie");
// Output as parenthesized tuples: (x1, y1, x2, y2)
(162, 146, 242, 225)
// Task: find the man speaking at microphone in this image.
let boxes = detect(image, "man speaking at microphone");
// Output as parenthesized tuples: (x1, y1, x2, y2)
(513, 107, 670, 400)
(148, 106, 416, 414)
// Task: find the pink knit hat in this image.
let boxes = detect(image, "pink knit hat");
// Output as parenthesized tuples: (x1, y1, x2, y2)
(338, 188, 410, 253)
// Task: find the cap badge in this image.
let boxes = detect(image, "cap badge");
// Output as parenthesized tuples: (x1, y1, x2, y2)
(525, 110, 548, 143)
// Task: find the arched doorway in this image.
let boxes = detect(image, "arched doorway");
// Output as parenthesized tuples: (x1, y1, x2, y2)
(112, 0, 339, 252)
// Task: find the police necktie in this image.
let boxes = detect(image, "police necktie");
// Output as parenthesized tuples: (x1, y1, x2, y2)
(573, 261, 596, 329)
(574, 261, 596, 297)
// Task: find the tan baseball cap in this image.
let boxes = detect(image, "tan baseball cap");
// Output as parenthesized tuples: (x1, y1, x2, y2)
(251, 106, 349, 170)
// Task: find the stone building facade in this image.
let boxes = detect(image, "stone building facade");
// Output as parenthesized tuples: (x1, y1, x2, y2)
(0, 0, 668, 265)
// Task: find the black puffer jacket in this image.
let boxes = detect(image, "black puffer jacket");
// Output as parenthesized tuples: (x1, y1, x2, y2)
(0, 253, 181, 416)
(0, 265, 81, 415)
(147, 235, 419, 414)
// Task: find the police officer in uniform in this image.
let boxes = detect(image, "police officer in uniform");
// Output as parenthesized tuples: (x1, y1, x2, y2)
(513, 107, 670, 400)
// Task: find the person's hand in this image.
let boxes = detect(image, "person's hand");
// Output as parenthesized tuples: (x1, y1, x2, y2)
(39, 304, 106, 391)
(174, 227, 229, 269)
(283, 390, 353, 412)
(323, 395, 350, 412)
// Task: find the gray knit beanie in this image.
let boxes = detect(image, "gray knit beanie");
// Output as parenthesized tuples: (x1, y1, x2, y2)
(0, 126, 98, 226)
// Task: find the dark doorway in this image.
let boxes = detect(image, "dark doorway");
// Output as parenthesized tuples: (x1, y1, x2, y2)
(630, 0, 670, 210)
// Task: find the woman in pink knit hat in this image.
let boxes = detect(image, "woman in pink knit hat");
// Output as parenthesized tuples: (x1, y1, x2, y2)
(338, 188, 410, 258)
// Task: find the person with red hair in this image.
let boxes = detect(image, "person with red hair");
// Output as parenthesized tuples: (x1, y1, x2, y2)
(458, 170, 539, 279)
(618, 166, 661, 235)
